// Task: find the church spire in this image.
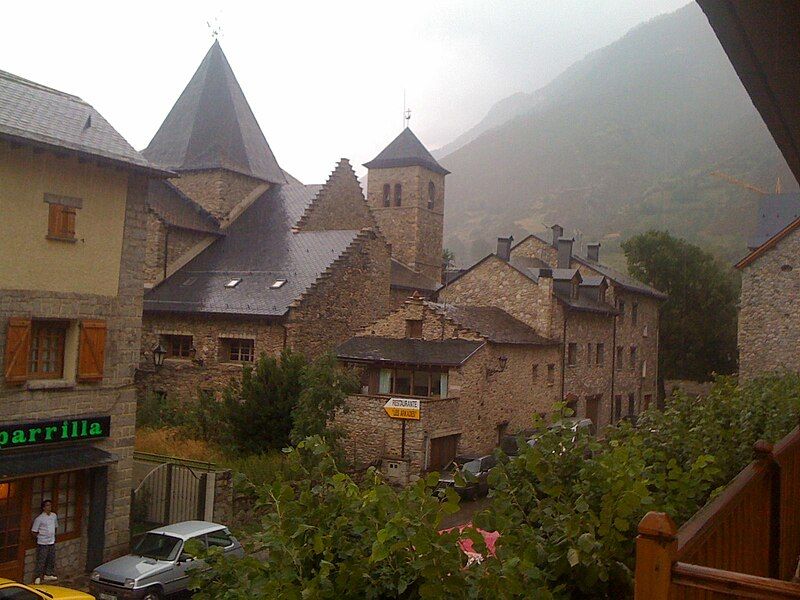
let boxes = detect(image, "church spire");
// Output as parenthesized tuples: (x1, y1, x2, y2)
(143, 40, 286, 184)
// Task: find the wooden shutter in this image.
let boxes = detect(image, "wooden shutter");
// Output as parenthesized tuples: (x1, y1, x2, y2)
(78, 320, 106, 381)
(4, 318, 31, 384)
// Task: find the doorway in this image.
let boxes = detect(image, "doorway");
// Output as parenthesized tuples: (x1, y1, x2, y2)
(585, 395, 600, 435)
(0, 481, 24, 581)
(428, 435, 459, 472)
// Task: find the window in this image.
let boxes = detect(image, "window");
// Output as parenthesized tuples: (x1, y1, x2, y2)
(566, 396, 578, 417)
(29, 321, 67, 379)
(628, 393, 636, 417)
(163, 334, 193, 358)
(587, 343, 593, 363)
(614, 395, 622, 422)
(632, 303, 639, 325)
(630, 346, 637, 371)
(0, 585, 41, 600)
(643, 394, 652, 411)
(394, 183, 402, 207)
(221, 338, 255, 362)
(643, 325, 649, 338)
(596, 343, 605, 366)
(376, 367, 447, 398)
(382, 184, 391, 207)
(206, 529, 234, 549)
(47, 203, 77, 241)
(31, 472, 82, 539)
(270, 279, 286, 289)
(617, 299, 625, 320)
(547, 364, 556, 385)
(532, 363, 539, 380)
(405, 319, 423, 338)
(615, 346, 624, 370)
(224, 279, 241, 288)
(428, 181, 436, 210)
(567, 343, 577, 366)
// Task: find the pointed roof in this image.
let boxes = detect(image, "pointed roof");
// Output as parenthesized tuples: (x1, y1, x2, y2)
(143, 41, 286, 184)
(364, 128, 450, 175)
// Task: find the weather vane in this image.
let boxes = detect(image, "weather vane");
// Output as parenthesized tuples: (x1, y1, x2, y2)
(403, 90, 411, 130)
(206, 15, 223, 40)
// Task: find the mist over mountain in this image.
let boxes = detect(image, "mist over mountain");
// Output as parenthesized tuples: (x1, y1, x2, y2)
(439, 2, 797, 268)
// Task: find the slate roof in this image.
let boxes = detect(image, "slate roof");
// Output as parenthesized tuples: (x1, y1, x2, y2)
(147, 180, 221, 234)
(0, 69, 160, 174)
(430, 304, 558, 345)
(143, 41, 286, 184)
(144, 183, 362, 317)
(748, 192, 800, 249)
(337, 337, 484, 366)
(391, 259, 442, 292)
(554, 290, 619, 315)
(364, 128, 450, 175)
(573, 256, 667, 300)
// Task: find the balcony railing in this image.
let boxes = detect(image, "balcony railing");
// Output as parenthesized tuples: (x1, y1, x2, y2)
(634, 426, 800, 599)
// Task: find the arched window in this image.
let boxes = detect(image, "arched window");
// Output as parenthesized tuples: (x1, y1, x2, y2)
(382, 184, 391, 207)
(428, 181, 436, 210)
(394, 184, 402, 207)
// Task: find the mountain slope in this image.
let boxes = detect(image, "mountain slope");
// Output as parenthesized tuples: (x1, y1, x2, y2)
(440, 2, 796, 268)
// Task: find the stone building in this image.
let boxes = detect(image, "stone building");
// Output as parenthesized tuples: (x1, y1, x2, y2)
(0, 69, 163, 581)
(335, 295, 560, 482)
(735, 193, 800, 380)
(439, 225, 664, 429)
(136, 42, 443, 402)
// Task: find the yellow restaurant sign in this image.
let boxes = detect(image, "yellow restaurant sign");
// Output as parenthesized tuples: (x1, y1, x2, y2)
(383, 397, 421, 420)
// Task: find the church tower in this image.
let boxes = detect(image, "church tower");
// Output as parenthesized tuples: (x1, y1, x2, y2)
(364, 128, 449, 282)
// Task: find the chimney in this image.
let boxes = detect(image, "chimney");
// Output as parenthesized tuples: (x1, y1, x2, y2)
(557, 237, 573, 269)
(551, 224, 564, 247)
(496, 236, 513, 261)
(587, 242, 600, 262)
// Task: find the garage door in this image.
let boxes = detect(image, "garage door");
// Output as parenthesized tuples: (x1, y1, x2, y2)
(428, 435, 459, 472)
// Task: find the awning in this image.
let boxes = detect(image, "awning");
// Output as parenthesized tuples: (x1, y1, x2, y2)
(0, 446, 118, 480)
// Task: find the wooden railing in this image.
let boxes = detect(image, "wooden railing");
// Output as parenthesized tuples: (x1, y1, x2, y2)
(635, 426, 800, 599)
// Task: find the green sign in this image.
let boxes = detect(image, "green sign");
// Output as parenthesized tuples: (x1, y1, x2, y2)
(0, 416, 111, 450)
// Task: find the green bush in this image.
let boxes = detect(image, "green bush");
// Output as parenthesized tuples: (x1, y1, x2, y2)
(187, 374, 800, 599)
(136, 391, 183, 429)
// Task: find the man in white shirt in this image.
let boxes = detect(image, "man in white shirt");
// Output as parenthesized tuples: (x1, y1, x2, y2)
(31, 499, 58, 584)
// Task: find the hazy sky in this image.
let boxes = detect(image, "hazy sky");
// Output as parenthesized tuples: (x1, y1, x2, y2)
(4, 0, 688, 182)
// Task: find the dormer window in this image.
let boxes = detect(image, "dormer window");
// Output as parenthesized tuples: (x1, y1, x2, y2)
(428, 181, 435, 210)
(270, 279, 287, 289)
(225, 278, 241, 288)
(394, 184, 402, 207)
(382, 184, 391, 207)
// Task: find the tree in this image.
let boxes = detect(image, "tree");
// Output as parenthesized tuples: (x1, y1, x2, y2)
(621, 230, 739, 382)
(289, 353, 359, 446)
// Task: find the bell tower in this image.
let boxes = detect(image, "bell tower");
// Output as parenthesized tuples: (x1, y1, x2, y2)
(364, 128, 449, 282)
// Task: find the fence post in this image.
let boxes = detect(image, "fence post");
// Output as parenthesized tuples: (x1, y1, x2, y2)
(753, 440, 781, 579)
(635, 511, 677, 600)
(164, 463, 174, 524)
(198, 473, 208, 521)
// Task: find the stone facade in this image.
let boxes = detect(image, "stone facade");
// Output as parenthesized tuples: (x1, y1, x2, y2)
(337, 298, 562, 479)
(143, 209, 212, 287)
(737, 228, 800, 379)
(169, 170, 265, 222)
(295, 160, 377, 232)
(1, 160, 149, 581)
(366, 165, 445, 282)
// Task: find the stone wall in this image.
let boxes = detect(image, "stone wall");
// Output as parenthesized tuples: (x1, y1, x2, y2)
(0, 170, 149, 579)
(170, 170, 265, 221)
(287, 229, 392, 358)
(738, 230, 800, 379)
(366, 165, 445, 282)
(138, 313, 285, 403)
(143, 209, 210, 287)
(295, 159, 377, 232)
(439, 255, 555, 337)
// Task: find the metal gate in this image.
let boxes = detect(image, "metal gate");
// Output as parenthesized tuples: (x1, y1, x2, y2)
(132, 461, 211, 532)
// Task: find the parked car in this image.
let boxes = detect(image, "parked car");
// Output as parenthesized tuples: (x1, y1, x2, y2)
(0, 578, 94, 600)
(89, 520, 243, 600)
(437, 454, 497, 500)
(526, 418, 594, 447)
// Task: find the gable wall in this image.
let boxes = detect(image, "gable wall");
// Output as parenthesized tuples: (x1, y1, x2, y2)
(439, 255, 555, 337)
(295, 160, 376, 232)
(738, 229, 800, 379)
(170, 169, 264, 221)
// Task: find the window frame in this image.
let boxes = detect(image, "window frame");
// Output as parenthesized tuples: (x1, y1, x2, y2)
(29, 320, 67, 380)
(220, 337, 255, 363)
(632, 302, 639, 325)
(374, 366, 448, 398)
(567, 342, 578, 367)
(615, 346, 624, 371)
(546, 364, 556, 385)
(382, 184, 391, 207)
(630, 345, 638, 371)
(427, 181, 436, 210)
(163, 334, 193, 359)
(405, 319, 423, 339)
(28, 471, 85, 545)
(394, 183, 402, 207)
(595, 343, 605, 366)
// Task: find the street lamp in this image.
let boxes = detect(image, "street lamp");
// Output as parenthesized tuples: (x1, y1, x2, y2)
(152, 343, 167, 368)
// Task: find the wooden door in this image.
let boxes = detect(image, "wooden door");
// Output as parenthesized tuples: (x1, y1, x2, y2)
(586, 396, 600, 435)
(0, 481, 24, 581)
(428, 435, 458, 472)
